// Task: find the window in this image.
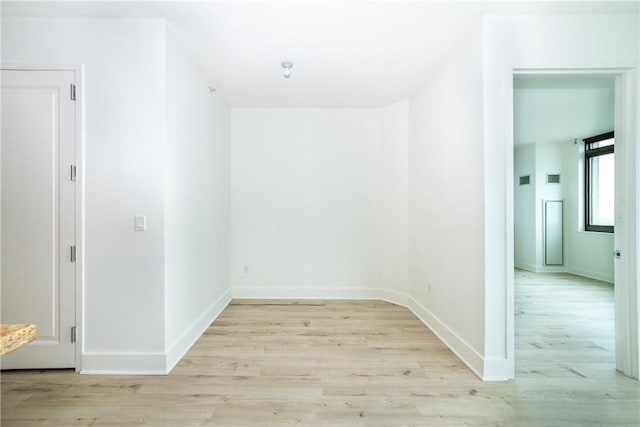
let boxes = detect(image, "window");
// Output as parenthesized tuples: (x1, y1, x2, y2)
(584, 131, 614, 233)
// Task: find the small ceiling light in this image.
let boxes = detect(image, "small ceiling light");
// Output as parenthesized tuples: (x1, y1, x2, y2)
(281, 60, 293, 79)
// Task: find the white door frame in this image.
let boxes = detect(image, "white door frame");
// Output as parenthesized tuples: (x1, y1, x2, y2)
(1, 64, 85, 372)
(506, 67, 638, 379)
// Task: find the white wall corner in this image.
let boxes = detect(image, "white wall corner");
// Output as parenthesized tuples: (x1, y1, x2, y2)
(81, 290, 232, 375)
(407, 296, 485, 380)
(373, 287, 410, 307)
(164, 289, 233, 373)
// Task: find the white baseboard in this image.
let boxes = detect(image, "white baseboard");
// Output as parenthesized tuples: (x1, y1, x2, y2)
(515, 263, 567, 274)
(568, 266, 614, 284)
(165, 289, 232, 373)
(482, 357, 513, 381)
(81, 287, 502, 380)
(231, 286, 409, 307)
(81, 290, 232, 375)
(232, 286, 378, 300)
(536, 265, 568, 273)
(80, 352, 167, 375)
(514, 263, 536, 272)
(407, 296, 485, 380)
(516, 263, 612, 283)
(373, 288, 410, 307)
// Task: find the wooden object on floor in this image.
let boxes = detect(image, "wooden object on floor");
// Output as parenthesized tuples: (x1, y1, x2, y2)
(0, 324, 36, 356)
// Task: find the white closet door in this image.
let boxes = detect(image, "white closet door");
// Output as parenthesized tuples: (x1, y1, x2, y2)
(1, 69, 77, 369)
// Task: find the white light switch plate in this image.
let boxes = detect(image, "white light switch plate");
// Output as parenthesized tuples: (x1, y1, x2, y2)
(134, 215, 146, 231)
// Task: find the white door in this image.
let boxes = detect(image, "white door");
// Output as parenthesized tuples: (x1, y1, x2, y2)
(1, 69, 77, 369)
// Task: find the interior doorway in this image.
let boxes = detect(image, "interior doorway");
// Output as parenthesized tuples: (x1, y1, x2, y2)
(512, 72, 634, 378)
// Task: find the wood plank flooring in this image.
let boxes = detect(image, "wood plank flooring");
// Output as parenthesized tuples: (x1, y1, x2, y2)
(2, 278, 639, 426)
(515, 269, 616, 379)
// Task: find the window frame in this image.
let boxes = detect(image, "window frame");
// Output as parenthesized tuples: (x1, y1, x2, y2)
(584, 131, 615, 233)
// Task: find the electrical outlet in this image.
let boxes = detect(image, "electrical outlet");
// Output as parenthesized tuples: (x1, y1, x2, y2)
(244, 266, 249, 273)
(428, 282, 432, 294)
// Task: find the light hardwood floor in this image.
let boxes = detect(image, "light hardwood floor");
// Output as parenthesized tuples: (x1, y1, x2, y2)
(515, 269, 617, 379)
(2, 275, 639, 426)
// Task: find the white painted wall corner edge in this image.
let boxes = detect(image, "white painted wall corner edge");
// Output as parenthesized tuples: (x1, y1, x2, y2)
(81, 290, 232, 375)
(407, 297, 491, 381)
(164, 290, 233, 373)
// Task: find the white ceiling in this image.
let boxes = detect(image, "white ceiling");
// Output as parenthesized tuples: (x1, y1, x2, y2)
(3, 1, 638, 107)
(514, 76, 616, 145)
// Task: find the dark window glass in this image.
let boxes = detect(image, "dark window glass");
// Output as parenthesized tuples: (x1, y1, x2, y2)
(584, 131, 614, 233)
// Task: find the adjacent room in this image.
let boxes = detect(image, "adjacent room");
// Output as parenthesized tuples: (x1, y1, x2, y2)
(513, 76, 618, 378)
(1, 1, 639, 425)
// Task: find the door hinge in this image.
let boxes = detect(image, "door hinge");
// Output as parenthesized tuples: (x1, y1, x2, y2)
(71, 245, 77, 262)
(71, 326, 77, 344)
(70, 84, 76, 101)
(70, 165, 77, 181)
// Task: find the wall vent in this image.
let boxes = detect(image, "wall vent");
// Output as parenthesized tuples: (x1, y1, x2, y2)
(547, 173, 561, 184)
(519, 175, 530, 185)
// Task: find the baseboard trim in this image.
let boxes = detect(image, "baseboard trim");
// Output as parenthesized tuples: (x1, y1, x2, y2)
(80, 352, 167, 375)
(231, 287, 409, 306)
(514, 263, 536, 272)
(519, 264, 613, 283)
(407, 296, 484, 380)
(81, 287, 494, 379)
(165, 289, 232, 373)
(374, 288, 410, 307)
(482, 356, 513, 381)
(568, 267, 614, 284)
(515, 264, 568, 274)
(232, 286, 375, 300)
(81, 290, 232, 375)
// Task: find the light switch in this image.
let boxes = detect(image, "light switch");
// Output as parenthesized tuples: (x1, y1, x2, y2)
(135, 215, 146, 231)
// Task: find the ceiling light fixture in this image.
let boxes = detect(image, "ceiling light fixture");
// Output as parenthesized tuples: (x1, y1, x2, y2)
(281, 60, 293, 79)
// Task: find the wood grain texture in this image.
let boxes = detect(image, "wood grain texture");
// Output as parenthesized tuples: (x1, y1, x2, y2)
(0, 324, 36, 356)
(2, 278, 639, 426)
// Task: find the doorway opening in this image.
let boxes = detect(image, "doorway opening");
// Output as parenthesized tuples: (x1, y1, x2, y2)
(511, 72, 636, 379)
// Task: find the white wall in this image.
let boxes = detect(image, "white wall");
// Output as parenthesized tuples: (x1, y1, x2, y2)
(2, 18, 168, 372)
(514, 139, 615, 281)
(231, 108, 386, 297)
(164, 25, 231, 370)
(514, 143, 536, 271)
(2, 17, 234, 374)
(536, 141, 565, 269)
(483, 14, 639, 380)
(378, 101, 410, 299)
(408, 23, 486, 376)
(515, 141, 567, 272)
